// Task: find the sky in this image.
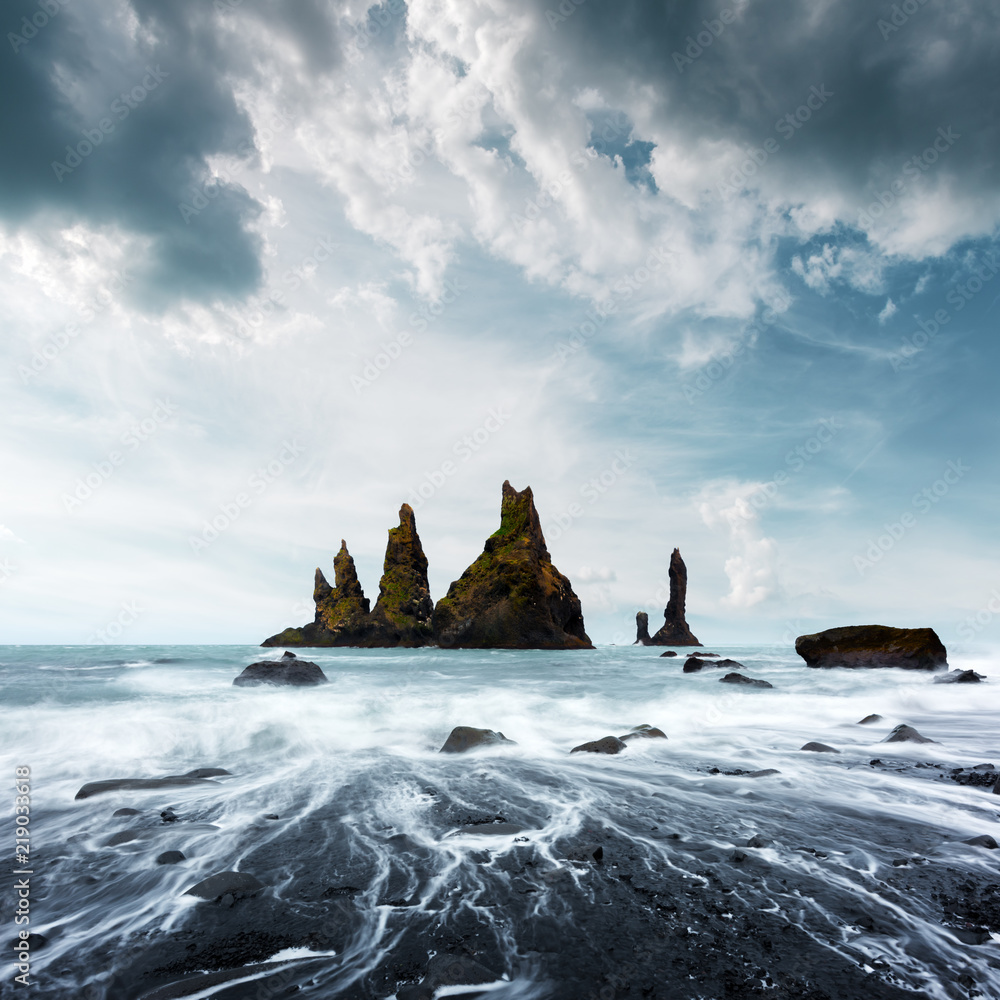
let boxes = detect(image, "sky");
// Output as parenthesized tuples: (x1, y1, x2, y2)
(1, 0, 998, 647)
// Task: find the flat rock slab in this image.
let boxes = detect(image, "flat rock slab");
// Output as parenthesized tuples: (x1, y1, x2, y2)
(801, 742, 840, 753)
(795, 624, 947, 670)
(234, 652, 328, 687)
(453, 823, 528, 836)
(184, 871, 265, 901)
(882, 724, 937, 744)
(719, 672, 773, 689)
(439, 726, 517, 753)
(934, 669, 985, 684)
(571, 736, 628, 755)
(75, 769, 231, 800)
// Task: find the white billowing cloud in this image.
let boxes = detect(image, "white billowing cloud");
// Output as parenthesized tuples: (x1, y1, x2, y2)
(878, 297, 897, 324)
(698, 481, 780, 609)
(790, 244, 886, 296)
(575, 566, 617, 583)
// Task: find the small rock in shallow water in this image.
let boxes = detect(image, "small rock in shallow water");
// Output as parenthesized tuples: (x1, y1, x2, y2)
(934, 669, 985, 684)
(962, 835, 998, 849)
(233, 654, 328, 687)
(619, 724, 667, 740)
(857, 714, 883, 725)
(105, 829, 141, 847)
(112, 807, 140, 817)
(719, 672, 773, 689)
(439, 726, 517, 753)
(682, 656, 712, 673)
(881, 724, 937, 744)
(800, 742, 840, 753)
(184, 871, 264, 902)
(156, 850, 186, 865)
(746, 835, 772, 848)
(571, 736, 628, 755)
(658, 650, 677, 657)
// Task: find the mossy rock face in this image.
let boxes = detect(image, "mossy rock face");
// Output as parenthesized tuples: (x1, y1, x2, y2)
(431, 481, 593, 649)
(367, 504, 435, 647)
(262, 510, 436, 648)
(795, 625, 947, 670)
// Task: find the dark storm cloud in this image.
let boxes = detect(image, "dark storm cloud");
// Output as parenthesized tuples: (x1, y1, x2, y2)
(551, 0, 1000, 207)
(0, 0, 339, 307)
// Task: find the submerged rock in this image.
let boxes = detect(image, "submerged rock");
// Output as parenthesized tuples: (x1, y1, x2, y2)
(658, 650, 677, 657)
(571, 736, 628, 755)
(647, 548, 701, 646)
(801, 742, 840, 753)
(962, 835, 998, 849)
(716, 658, 745, 669)
(795, 625, 947, 670)
(634, 611, 652, 645)
(720, 672, 773, 689)
(619, 724, 667, 741)
(934, 669, 985, 684)
(857, 714, 883, 725)
(682, 656, 712, 673)
(432, 482, 593, 649)
(882, 724, 937, 744)
(75, 769, 231, 800)
(156, 850, 186, 865)
(233, 651, 328, 687)
(184, 871, 265, 902)
(439, 727, 516, 754)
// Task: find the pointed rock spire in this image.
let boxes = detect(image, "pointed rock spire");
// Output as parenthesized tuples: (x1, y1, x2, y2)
(634, 611, 651, 645)
(432, 481, 593, 649)
(648, 548, 701, 646)
(368, 503, 434, 646)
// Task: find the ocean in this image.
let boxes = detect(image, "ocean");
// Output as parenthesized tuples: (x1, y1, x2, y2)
(2, 643, 999, 999)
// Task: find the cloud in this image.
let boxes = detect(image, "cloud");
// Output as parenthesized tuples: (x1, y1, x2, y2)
(878, 297, 897, 324)
(575, 566, 617, 584)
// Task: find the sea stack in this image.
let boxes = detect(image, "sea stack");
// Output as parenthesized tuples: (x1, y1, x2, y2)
(367, 504, 434, 646)
(431, 481, 593, 649)
(634, 611, 651, 645)
(261, 505, 434, 647)
(647, 548, 701, 646)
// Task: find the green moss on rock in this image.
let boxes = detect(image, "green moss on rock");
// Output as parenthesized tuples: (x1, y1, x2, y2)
(431, 481, 593, 649)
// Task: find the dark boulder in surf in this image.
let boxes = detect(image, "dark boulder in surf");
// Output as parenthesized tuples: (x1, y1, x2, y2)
(720, 672, 773, 689)
(795, 625, 947, 670)
(184, 871, 265, 902)
(571, 736, 628, 755)
(934, 669, 985, 684)
(439, 727, 516, 754)
(881, 724, 937, 744)
(801, 742, 840, 753)
(75, 769, 231, 800)
(233, 651, 328, 687)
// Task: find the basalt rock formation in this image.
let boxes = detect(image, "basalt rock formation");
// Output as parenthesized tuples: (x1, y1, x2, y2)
(647, 548, 701, 646)
(261, 505, 434, 648)
(431, 481, 593, 650)
(634, 612, 651, 645)
(795, 625, 947, 671)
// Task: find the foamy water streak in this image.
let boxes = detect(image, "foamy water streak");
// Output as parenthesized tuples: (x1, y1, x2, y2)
(1, 644, 999, 998)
